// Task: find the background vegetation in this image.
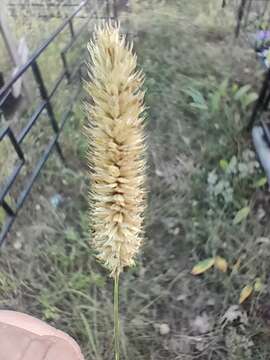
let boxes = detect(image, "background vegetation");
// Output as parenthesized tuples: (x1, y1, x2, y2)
(1, 0, 270, 359)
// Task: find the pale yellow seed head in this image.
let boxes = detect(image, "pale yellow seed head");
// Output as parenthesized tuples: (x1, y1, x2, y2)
(85, 24, 147, 278)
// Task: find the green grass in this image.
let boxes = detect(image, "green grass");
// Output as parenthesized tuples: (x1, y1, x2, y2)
(1, 0, 270, 359)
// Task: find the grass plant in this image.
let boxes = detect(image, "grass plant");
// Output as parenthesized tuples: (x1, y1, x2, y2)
(0, 1, 270, 359)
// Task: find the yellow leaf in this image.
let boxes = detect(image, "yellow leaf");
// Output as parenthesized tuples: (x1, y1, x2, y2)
(214, 256, 228, 273)
(233, 206, 250, 225)
(239, 285, 253, 304)
(191, 258, 215, 275)
(254, 278, 263, 292)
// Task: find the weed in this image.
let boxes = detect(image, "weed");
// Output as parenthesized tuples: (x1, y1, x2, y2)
(0, 0, 270, 359)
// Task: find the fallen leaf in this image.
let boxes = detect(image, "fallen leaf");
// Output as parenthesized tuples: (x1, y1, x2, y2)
(233, 206, 250, 225)
(159, 323, 170, 335)
(191, 258, 215, 275)
(254, 278, 263, 292)
(214, 256, 228, 272)
(239, 285, 253, 304)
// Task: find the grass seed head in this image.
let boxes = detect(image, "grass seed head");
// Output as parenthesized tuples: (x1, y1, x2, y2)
(85, 24, 147, 278)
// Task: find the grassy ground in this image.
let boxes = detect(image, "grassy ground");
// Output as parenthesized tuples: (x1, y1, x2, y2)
(1, 0, 270, 359)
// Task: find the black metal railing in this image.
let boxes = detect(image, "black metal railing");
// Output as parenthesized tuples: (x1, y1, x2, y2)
(0, 0, 116, 244)
(230, 0, 270, 133)
(8, 1, 91, 19)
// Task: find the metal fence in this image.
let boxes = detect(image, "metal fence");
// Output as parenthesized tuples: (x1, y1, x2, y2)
(7, 0, 118, 19)
(8, 1, 92, 19)
(0, 0, 117, 243)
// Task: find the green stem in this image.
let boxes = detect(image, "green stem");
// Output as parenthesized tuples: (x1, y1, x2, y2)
(114, 273, 120, 360)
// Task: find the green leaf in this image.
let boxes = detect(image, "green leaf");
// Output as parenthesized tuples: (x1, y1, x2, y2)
(182, 88, 207, 108)
(219, 159, 229, 171)
(232, 83, 239, 94)
(219, 78, 229, 96)
(210, 91, 221, 114)
(191, 258, 215, 275)
(234, 85, 251, 101)
(233, 206, 250, 225)
(242, 92, 258, 108)
(190, 103, 208, 110)
(254, 177, 267, 188)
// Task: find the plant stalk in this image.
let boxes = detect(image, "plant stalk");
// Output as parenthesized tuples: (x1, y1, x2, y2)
(114, 273, 120, 360)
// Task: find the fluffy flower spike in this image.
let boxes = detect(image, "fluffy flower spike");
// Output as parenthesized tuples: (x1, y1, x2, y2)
(85, 24, 147, 278)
